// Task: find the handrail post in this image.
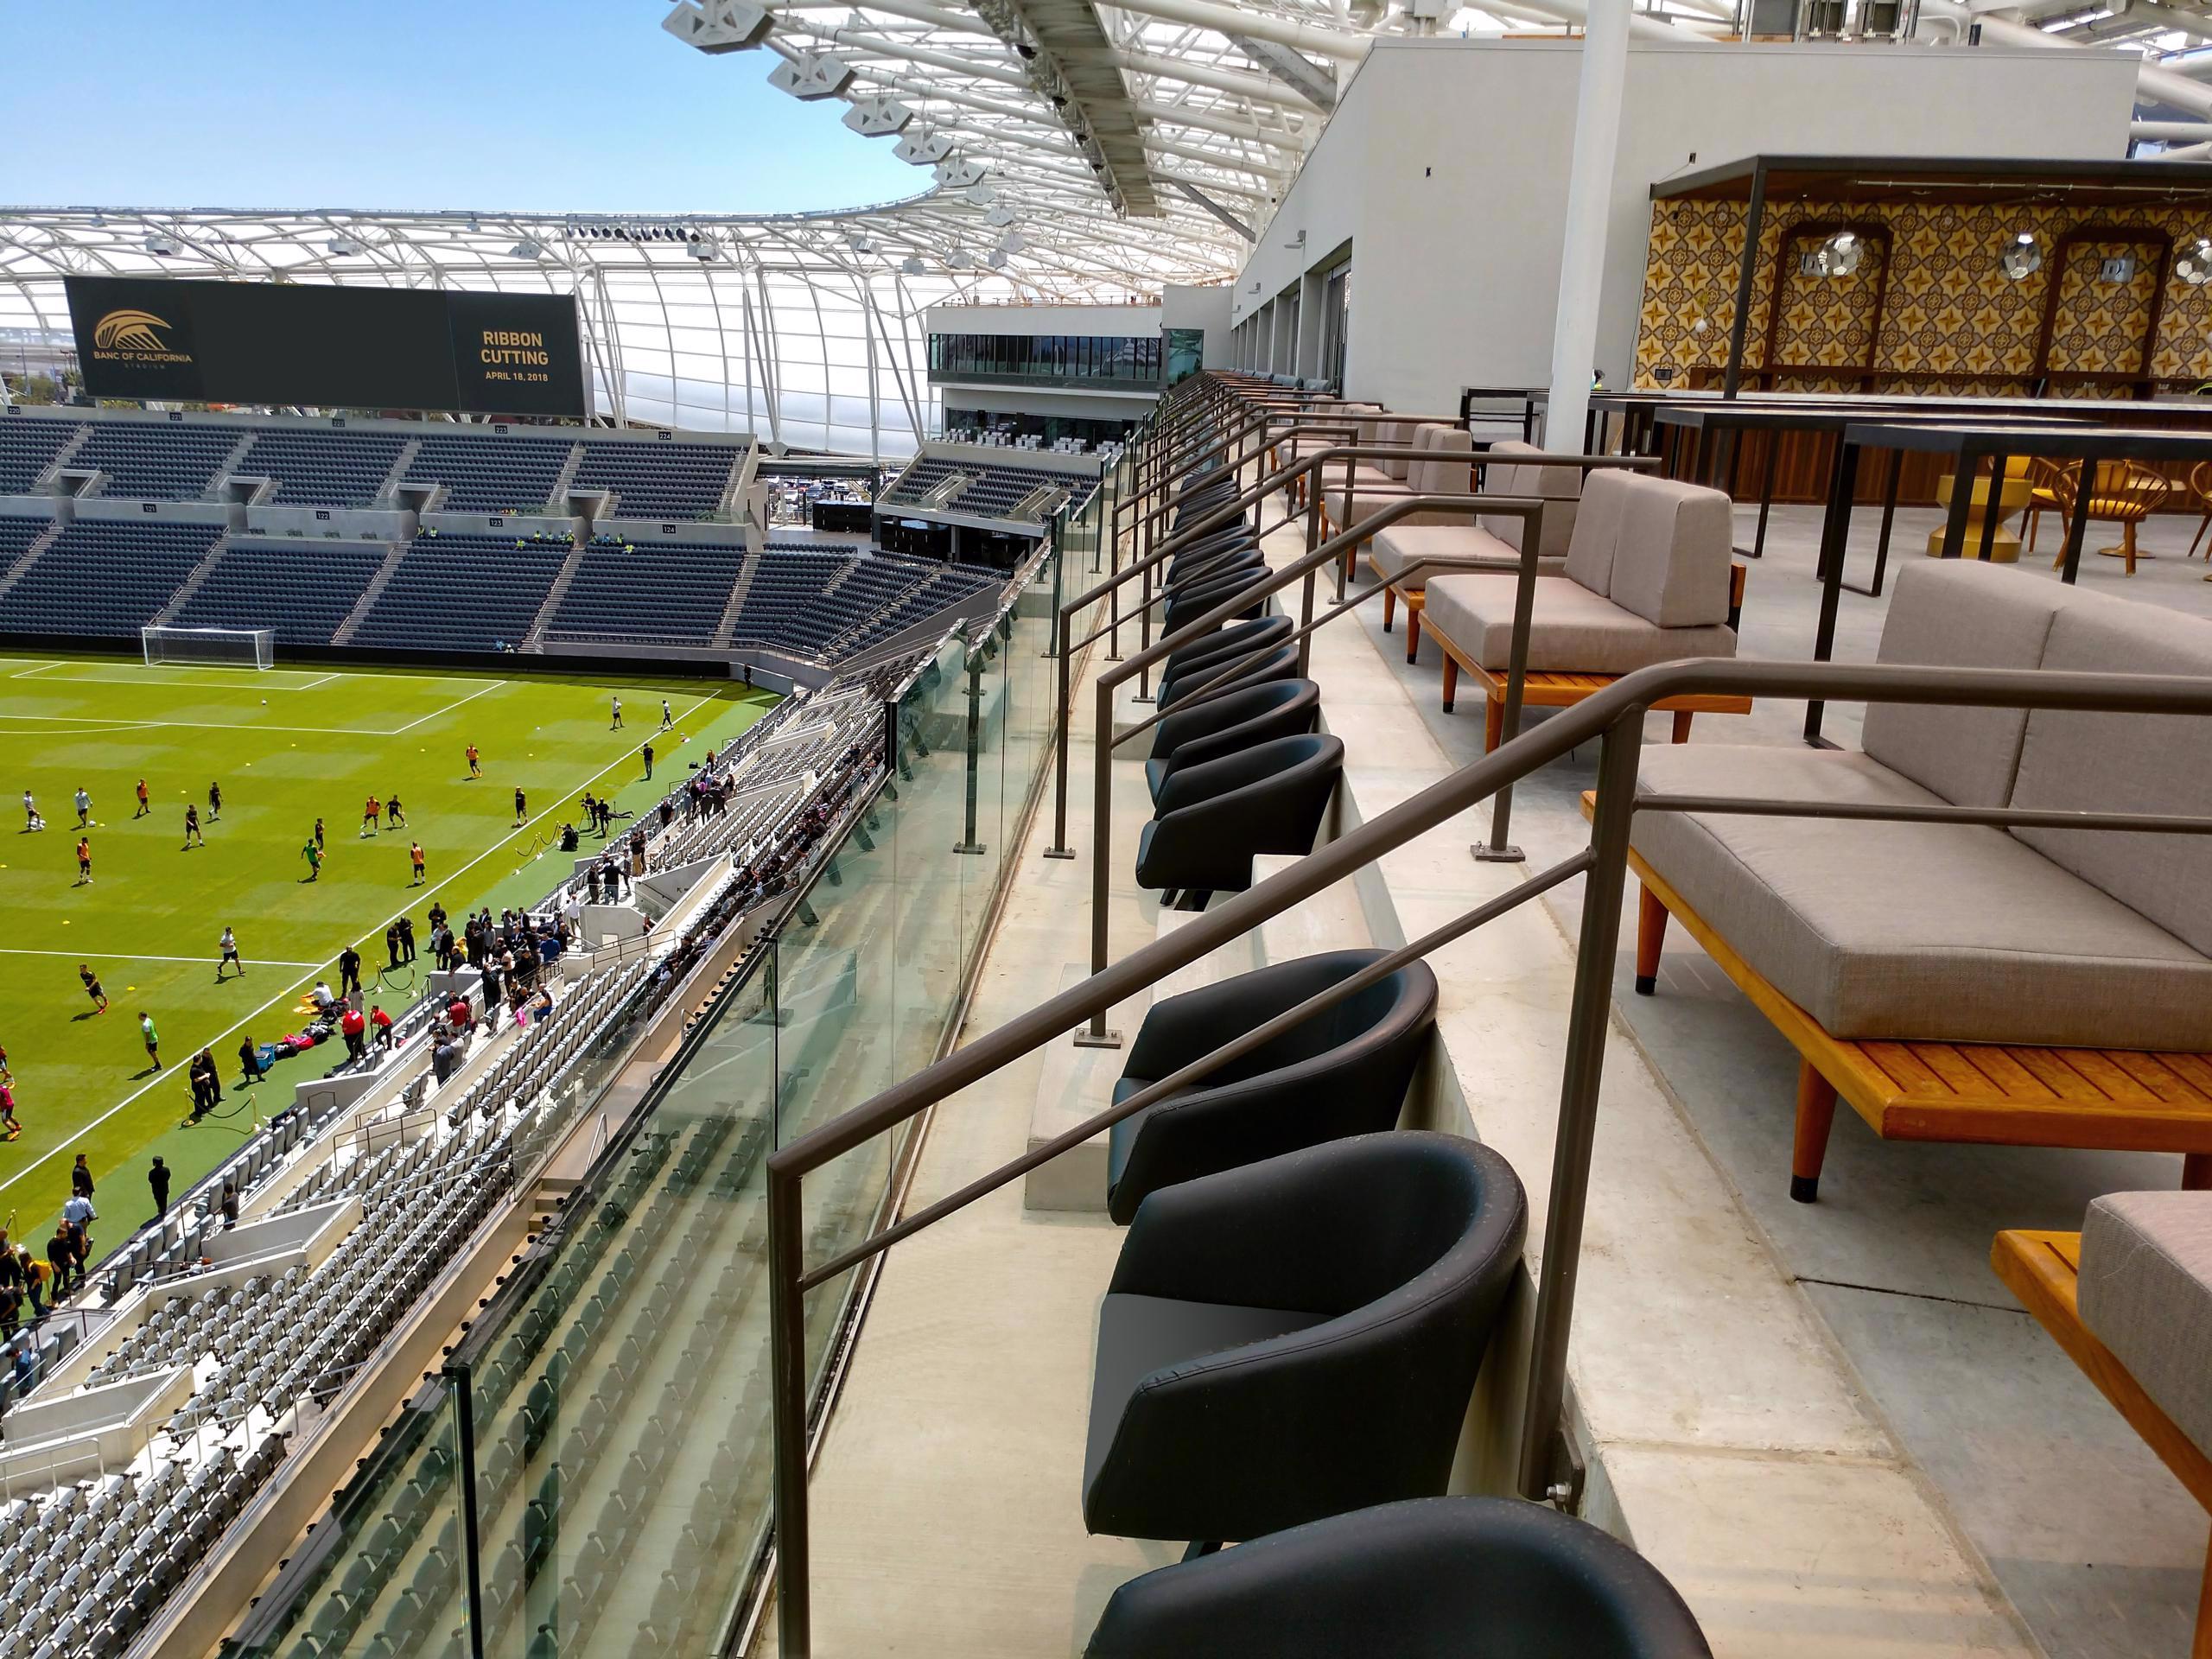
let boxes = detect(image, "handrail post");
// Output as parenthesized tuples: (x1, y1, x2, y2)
(1516, 717, 1643, 1501)
(1079, 669, 1120, 1047)
(1474, 527, 1542, 864)
(768, 1160, 813, 1658)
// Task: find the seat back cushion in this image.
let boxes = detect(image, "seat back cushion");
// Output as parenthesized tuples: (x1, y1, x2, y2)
(2011, 595, 2212, 955)
(1861, 560, 2069, 809)
(1605, 476, 1733, 628)
(1379, 422, 1416, 480)
(2079, 1190, 2212, 1466)
(1480, 439, 1582, 560)
(1408, 429, 1475, 497)
(1560, 467, 1631, 595)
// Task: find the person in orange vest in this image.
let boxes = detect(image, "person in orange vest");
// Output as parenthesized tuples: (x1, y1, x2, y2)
(410, 841, 426, 887)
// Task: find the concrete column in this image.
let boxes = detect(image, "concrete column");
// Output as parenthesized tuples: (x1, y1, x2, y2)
(1544, 0, 1630, 452)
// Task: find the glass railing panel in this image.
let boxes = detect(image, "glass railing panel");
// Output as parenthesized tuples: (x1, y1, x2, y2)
(227, 1379, 467, 1659)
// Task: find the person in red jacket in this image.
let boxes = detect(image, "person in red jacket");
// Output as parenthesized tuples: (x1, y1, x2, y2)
(340, 1002, 367, 1062)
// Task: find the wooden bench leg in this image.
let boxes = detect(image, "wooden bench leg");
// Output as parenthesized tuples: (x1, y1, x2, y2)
(1382, 586, 1396, 633)
(1791, 1062, 1840, 1205)
(1484, 690, 1504, 752)
(1442, 656, 1459, 715)
(2195, 1533, 2212, 1659)
(1671, 709, 1695, 744)
(1635, 884, 1669, 996)
(1405, 607, 1421, 666)
(2185, 1152, 2212, 1192)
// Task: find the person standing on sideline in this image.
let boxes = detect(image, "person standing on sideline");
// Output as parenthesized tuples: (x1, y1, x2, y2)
(134, 779, 149, 819)
(313, 816, 326, 851)
(609, 695, 623, 729)
(182, 804, 202, 849)
(238, 1033, 264, 1084)
(398, 915, 416, 963)
(660, 698, 673, 730)
(22, 1250, 48, 1320)
(466, 741, 482, 779)
(22, 789, 39, 831)
(410, 840, 426, 886)
(339, 944, 362, 998)
(512, 786, 527, 827)
(642, 742, 654, 781)
(73, 786, 90, 829)
(217, 925, 242, 980)
(385, 922, 402, 971)
(70, 1154, 92, 1205)
(74, 836, 92, 886)
(301, 838, 321, 881)
(207, 781, 222, 822)
(139, 1011, 162, 1071)
(46, 1225, 75, 1298)
(370, 1003, 394, 1050)
(340, 1001, 367, 1062)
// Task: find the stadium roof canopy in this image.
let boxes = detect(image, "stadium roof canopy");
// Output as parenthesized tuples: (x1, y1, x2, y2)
(7, 0, 2212, 451)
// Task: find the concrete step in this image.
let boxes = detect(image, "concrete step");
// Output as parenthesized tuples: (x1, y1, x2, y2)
(1020, 908, 1259, 1214)
(1249, 853, 1371, 966)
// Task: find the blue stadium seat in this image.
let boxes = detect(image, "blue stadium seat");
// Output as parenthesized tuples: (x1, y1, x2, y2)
(0, 520, 222, 639)
(232, 429, 410, 508)
(170, 539, 390, 647)
(403, 435, 575, 514)
(0, 417, 85, 494)
(347, 531, 570, 652)
(73, 424, 239, 501)
(571, 442, 744, 519)
(543, 537, 748, 646)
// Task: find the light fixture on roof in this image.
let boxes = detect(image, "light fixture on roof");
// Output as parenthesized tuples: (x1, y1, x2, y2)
(899, 255, 926, 276)
(508, 238, 545, 261)
(945, 245, 975, 268)
(466, 214, 480, 232)
(845, 230, 876, 255)
(984, 203, 1017, 228)
(687, 234, 721, 262)
(843, 95, 914, 137)
(1811, 230, 1863, 279)
(893, 130, 955, 167)
(996, 231, 1027, 255)
(985, 250, 1010, 270)
(327, 235, 363, 257)
(1999, 231, 2043, 282)
(967, 182, 999, 208)
(144, 233, 180, 257)
(935, 158, 989, 191)
(2178, 237, 2212, 286)
(767, 52, 854, 99)
(662, 0, 772, 53)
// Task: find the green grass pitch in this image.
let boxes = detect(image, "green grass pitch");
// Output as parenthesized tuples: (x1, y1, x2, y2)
(0, 652, 776, 1249)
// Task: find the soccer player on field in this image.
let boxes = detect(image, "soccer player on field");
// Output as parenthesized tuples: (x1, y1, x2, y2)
(218, 925, 242, 980)
(74, 836, 91, 886)
(467, 742, 482, 779)
(361, 795, 379, 837)
(79, 963, 106, 1014)
(0, 1080, 19, 1141)
(182, 804, 203, 849)
(301, 840, 322, 882)
(134, 779, 149, 819)
(313, 817, 326, 851)
(139, 1012, 161, 1071)
(410, 841, 426, 886)
(73, 786, 90, 828)
(610, 696, 623, 729)
(512, 787, 527, 827)
(660, 699, 674, 730)
(22, 790, 38, 831)
(386, 795, 406, 829)
(208, 781, 222, 821)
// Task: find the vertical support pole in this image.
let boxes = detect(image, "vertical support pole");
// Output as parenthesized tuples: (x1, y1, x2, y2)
(1804, 438, 1862, 747)
(1477, 508, 1543, 863)
(1545, 0, 1632, 456)
(953, 650, 985, 855)
(1517, 721, 1642, 1500)
(1722, 161, 1767, 402)
(2060, 458, 2094, 584)
(1079, 676, 1121, 1048)
(768, 1163, 812, 1659)
(451, 1366, 486, 1659)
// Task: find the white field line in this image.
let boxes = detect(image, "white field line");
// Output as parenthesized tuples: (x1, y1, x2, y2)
(0, 690, 717, 1203)
(0, 947, 323, 967)
(7, 662, 60, 679)
(388, 680, 504, 735)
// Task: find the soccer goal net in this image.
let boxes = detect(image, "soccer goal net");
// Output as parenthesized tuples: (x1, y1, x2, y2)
(143, 626, 276, 671)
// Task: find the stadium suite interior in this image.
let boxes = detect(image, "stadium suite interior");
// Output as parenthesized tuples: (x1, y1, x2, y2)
(13, 3, 2212, 1658)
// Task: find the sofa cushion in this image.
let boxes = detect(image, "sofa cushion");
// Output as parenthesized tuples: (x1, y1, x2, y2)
(1630, 744, 2212, 1048)
(1860, 561, 2069, 810)
(2079, 1190, 2212, 1464)
(1370, 524, 1563, 592)
(1561, 467, 1633, 595)
(2012, 596, 2212, 959)
(1606, 475, 1734, 628)
(1424, 572, 1737, 674)
(1408, 428, 1476, 497)
(1480, 439, 1581, 561)
(1378, 422, 1416, 480)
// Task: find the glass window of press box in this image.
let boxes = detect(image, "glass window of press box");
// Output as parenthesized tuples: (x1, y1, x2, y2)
(927, 334, 1162, 386)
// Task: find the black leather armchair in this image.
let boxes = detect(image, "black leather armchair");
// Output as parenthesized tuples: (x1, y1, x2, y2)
(1084, 1497, 1713, 1658)
(1135, 733, 1343, 899)
(1106, 948, 1439, 1221)
(1164, 572, 1268, 635)
(1167, 548, 1265, 595)
(1156, 643, 1302, 717)
(1162, 616, 1288, 683)
(1083, 1134, 1529, 1546)
(1146, 678, 1320, 801)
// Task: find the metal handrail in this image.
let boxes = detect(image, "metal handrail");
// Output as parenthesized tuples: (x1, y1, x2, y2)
(764, 654, 2212, 1658)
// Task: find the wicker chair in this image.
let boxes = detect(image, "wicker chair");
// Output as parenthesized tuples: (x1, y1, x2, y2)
(2028, 457, 2174, 575)
(2186, 459, 2212, 561)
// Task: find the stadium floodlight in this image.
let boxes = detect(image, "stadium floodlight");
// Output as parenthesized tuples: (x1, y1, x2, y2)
(893, 130, 955, 167)
(327, 235, 363, 257)
(996, 231, 1027, 255)
(508, 238, 545, 260)
(934, 158, 989, 190)
(985, 250, 1009, 270)
(662, 0, 773, 53)
(143, 626, 275, 671)
(845, 230, 876, 255)
(842, 95, 914, 137)
(767, 53, 854, 99)
(899, 255, 926, 275)
(687, 235, 721, 261)
(984, 203, 1017, 228)
(967, 182, 999, 207)
(144, 233, 180, 257)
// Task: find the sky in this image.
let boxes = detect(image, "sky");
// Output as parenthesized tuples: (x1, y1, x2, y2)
(0, 0, 924, 214)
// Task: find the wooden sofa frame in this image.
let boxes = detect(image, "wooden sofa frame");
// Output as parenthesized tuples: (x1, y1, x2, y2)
(1992, 1227, 2212, 1656)
(1581, 795, 2212, 1204)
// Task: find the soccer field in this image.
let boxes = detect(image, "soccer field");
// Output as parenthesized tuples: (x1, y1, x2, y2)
(0, 653, 776, 1245)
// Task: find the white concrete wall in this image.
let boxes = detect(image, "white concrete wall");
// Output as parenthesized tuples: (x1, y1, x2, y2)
(1162, 283, 1236, 371)
(1228, 39, 2139, 413)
